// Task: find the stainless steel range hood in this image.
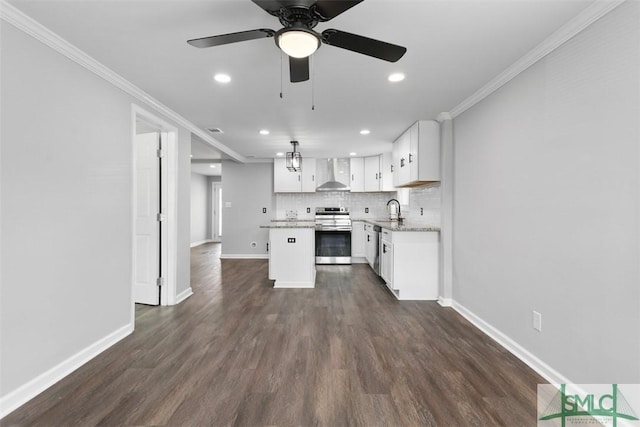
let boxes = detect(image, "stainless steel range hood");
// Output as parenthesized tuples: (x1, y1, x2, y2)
(316, 158, 350, 192)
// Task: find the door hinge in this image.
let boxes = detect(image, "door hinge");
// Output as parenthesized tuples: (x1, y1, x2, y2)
(157, 148, 164, 158)
(157, 213, 165, 222)
(156, 277, 164, 287)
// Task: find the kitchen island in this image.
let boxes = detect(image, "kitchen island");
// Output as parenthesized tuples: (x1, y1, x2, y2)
(260, 221, 316, 288)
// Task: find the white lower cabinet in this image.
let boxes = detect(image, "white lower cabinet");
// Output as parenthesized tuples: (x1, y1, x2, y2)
(351, 221, 366, 259)
(364, 223, 377, 269)
(379, 229, 439, 300)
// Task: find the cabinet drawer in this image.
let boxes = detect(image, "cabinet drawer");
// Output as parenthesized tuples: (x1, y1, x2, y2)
(364, 223, 373, 232)
(381, 229, 393, 242)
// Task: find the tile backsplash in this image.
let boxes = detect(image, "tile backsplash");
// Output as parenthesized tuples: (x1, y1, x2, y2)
(275, 182, 441, 226)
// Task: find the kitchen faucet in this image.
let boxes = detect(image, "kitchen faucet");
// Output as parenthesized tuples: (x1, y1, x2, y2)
(386, 199, 401, 222)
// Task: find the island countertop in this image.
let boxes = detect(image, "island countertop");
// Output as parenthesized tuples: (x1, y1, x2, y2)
(260, 220, 316, 229)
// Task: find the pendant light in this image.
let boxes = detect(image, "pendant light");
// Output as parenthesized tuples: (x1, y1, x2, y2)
(286, 141, 302, 172)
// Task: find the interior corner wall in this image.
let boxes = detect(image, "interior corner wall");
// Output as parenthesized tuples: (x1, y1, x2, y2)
(452, 2, 639, 383)
(221, 161, 273, 256)
(190, 172, 209, 244)
(0, 22, 191, 404)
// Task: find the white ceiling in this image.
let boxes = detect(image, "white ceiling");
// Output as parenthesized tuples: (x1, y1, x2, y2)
(9, 0, 593, 161)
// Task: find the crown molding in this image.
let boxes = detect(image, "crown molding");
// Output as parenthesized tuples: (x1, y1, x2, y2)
(0, 0, 246, 163)
(449, 0, 625, 119)
(437, 112, 452, 122)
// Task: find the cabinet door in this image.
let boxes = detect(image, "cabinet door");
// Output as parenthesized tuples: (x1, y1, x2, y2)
(364, 155, 381, 192)
(380, 239, 393, 287)
(365, 230, 375, 267)
(415, 120, 440, 182)
(273, 158, 301, 192)
(351, 221, 366, 258)
(409, 122, 419, 183)
(397, 131, 411, 186)
(350, 157, 365, 192)
(379, 152, 394, 191)
(301, 158, 316, 192)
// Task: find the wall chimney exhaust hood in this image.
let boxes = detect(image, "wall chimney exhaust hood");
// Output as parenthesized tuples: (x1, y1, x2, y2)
(316, 158, 350, 192)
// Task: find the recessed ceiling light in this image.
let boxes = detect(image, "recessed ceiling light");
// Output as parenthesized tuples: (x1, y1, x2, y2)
(388, 73, 405, 82)
(214, 73, 231, 83)
(360, 129, 370, 135)
(349, 152, 357, 156)
(276, 152, 284, 157)
(209, 164, 216, 168)
(259, 129, 270, 135)
(190, 154, 193, 158)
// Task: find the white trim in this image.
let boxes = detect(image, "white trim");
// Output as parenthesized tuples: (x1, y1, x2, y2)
(273, 281, 315, 288)
(437, 297, 452, 307)
(175, 288, 194, 304)
(0, 1, 245, 163)
(436, 112, 452, 122)
(220, 254, 269, 259)
(190, 239, 214, 248)
(0, 323, 133, 419)
(448, 0, 625, 118)
(450, 300, 570, 385)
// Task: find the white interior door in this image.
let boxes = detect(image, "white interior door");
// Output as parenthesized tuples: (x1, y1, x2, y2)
(134, 132, 160, 305)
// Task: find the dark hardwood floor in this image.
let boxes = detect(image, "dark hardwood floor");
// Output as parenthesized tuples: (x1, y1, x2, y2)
(3, 243, 545, 426)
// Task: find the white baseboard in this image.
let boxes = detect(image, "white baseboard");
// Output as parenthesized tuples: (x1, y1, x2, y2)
(220, 254, 269, 259)
(175, 287, 193, 304)
(190, 239, 214, 248)
(451, 300, 570, 385)
(0, 322, 134, 419)
(437, 297, 453, 307)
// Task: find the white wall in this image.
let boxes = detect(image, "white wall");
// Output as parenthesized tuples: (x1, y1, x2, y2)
(452, 2, 639, 383)
(0, 21, 192, 407)
(221, 161, 274, 256)
(190, 172, 209, 244)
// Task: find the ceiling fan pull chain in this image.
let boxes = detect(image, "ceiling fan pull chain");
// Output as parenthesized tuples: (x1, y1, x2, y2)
(311, 55, 315, 111)
(280, 52, 283, 99)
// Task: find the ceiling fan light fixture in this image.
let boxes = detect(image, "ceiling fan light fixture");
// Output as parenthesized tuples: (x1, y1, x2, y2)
(277, 28, 320, 58)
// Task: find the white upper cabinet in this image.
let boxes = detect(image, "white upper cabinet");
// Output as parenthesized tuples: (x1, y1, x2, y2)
(364, 155, 381, 192)
(273, 158, 316, 193)
(393, 120, 440, 187)
(301, 158, 316, 193)
(350, 157, 365, 192)
(379, 152, 394, 191)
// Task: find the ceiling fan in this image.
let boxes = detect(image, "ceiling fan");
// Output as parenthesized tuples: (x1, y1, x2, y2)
(187, 0, 407, 83)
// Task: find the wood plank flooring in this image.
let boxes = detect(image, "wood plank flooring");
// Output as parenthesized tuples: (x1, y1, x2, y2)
(3, 243, 546, 426)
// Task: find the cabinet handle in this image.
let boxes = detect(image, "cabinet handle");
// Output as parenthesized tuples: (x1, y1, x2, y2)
(379, 172, 382, 179)
(367, 235, 370, 242)
(383, 244, 387, 254)
(375, 173, 378, 180)
(312, 174, 314, 182)
(409, 153, 413, 163)
(298, 175, 301, 181)
(352, 174, 354, 181)
(391, 165, 394, 173)
(400, 158, 405, 167)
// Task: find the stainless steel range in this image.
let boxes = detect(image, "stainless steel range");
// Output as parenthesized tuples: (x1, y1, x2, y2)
(315, 207, 352, 264)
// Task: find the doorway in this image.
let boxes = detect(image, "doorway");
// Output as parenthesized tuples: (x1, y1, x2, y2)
(132, 105, 178, 311)
(212, 182, 222, 242)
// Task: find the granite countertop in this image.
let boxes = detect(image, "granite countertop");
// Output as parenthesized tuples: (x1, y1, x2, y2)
(354, 218, 441, 232)
(260, 220, 316, 229)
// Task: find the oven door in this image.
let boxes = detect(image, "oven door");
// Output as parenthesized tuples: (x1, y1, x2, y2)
(315, 229, 352, 265)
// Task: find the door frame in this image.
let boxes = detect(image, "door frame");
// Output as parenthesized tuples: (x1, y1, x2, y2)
(212, 182, 222, 242)
(131, 104, 178, 317)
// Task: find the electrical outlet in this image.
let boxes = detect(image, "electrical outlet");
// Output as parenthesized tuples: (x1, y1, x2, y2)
(262, 207, 267, 213)
(365, 207, 369, 213)
(306, 207, 311, 213)
(420, 207, 424, 216)
(533, 310, 542, 332)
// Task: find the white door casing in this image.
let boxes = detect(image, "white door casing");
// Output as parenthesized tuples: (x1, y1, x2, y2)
(212, 182, 222, 242)
(134, 132, 161, 305)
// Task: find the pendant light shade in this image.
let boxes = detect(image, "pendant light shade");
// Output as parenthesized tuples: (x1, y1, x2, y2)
(286, 141, 302, 172)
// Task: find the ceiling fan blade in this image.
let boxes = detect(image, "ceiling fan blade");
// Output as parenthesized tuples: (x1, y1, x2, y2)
(251, 0, 287, 15)
(314, 0, 364, 21)
(321, 29, 406, 62)
(289, 56, 310, 83)
(187, 29, 275, 48)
